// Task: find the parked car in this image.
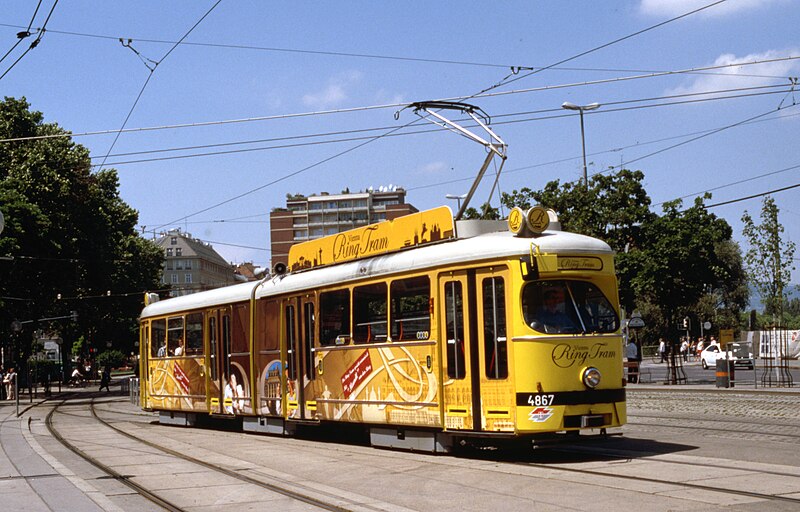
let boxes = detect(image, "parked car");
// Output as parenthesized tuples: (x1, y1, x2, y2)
(700, 344, 754, 370)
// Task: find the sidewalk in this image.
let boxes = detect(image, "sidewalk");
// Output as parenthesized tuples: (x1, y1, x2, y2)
(0, 393, 113, 512)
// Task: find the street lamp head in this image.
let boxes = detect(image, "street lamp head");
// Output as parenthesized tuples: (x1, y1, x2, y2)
(562, 101, 601, 111)
(445, 193, 467, 200)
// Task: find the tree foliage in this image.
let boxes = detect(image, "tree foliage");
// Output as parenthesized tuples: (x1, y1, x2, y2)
(741, 196, 796, 323)
(0, 97, 163, 363)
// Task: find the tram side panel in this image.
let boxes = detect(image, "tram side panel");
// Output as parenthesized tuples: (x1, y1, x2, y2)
(298, 274, 442, 428)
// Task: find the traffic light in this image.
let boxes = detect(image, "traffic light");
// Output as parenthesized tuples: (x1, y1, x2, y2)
(682, 317, 691, 330)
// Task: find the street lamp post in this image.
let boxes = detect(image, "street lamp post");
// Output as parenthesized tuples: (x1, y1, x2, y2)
(445, 193, 467, 212)
(561, 101, 601, 188)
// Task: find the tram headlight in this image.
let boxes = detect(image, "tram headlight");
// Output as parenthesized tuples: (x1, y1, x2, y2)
(582, 367, 601, 389)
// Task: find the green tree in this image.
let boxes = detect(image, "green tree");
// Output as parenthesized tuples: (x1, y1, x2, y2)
(462, 202, 500, 220)
(631, 197, 744, 336)
(0, 97, 163, 366)
(741, 196, 796, 324)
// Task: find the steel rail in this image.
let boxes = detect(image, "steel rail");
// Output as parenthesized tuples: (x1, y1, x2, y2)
(45, 399, 187, 512)
(88, 398, 353, 512)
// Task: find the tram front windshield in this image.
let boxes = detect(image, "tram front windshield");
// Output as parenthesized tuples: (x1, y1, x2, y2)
(523, 280, 618, 334)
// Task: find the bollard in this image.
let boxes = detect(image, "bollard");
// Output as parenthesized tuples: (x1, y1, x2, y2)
(715, 359, 735, 388)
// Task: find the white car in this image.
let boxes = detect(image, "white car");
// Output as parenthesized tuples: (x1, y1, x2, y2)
(700, 344, 754, 370)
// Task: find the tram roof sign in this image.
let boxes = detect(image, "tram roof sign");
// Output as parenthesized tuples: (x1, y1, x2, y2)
(288, 206, 456, 272)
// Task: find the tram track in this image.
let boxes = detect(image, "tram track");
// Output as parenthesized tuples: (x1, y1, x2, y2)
(47, 393, 398, 512)
(45, 397, 188, 512)
(522, 456, 800, 505)
(627, 414, 800, 443)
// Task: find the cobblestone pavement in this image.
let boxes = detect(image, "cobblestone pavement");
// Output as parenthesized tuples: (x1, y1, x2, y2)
(627, 389, 800, 421)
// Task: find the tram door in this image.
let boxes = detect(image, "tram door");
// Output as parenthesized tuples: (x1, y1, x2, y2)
(283, 295, 316, 420)
(438, 271, 481, 431)
(474, 267, 512, 431)
(207, 307, 232, 414)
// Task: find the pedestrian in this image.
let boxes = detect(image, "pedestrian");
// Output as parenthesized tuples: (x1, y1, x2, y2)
(0, 366, 6, 401)
(680, 338, 689, 362)
(4, 367, 16, 400)
(99, 367, 111, 392)
(658, 338, 666, 363)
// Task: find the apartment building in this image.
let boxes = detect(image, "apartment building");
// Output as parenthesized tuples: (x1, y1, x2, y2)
(269, 188, 417, 267)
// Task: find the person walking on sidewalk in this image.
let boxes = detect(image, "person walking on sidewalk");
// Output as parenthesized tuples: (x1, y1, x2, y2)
(99, 367, 111, 392)
(4, 367, 16, 400)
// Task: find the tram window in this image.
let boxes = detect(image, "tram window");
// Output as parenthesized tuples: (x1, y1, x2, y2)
(257, 300, 280, 351)
(353, 283, 387, 343)
(222, 315, 232, 379)
(482, 277, 508, 379)
(445, 281, 466, 379)
(303, 302, 315, 380)
(167, 316, 184, 356)
(231, 304, 250, 354)
(391, 277, 431, 341)
(320, 290, 350, 346)
(285, 305, 297, 380)
(186, 313, 203, 355)
(523, 280, 619, 334)
(151, 319, 166, 358)
(209, 316, 218, 380)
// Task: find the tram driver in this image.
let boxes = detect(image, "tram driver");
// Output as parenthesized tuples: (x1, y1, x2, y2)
(531, 286, 577, 334)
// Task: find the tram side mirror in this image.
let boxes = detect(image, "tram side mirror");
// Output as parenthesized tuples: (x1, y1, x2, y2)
(520, 254, 539, 281)
(530, 321, 544, 332)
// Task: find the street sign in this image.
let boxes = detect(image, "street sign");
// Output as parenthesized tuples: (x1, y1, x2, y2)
(629, 317, 645, 329)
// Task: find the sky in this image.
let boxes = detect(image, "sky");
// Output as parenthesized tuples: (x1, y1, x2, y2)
(1, 0, 799, 282)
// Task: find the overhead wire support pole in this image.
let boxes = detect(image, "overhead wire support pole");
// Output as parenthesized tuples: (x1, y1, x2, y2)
(401, 101, 507, 220)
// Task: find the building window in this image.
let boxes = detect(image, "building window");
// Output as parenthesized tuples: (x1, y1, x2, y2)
(176, 247, 182, 256)
(171, 274, 178, 284)
(293, 230, 307, 239)
(185, 260, 192, 270)
(171, 236, 177, 245)
(166, 260, 173, 270)
(175, 259, 183, 270)
(166, 248, 173, 257)
(185, 273, 192, 283)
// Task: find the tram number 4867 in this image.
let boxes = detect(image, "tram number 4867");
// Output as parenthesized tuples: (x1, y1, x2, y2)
(527, 394, 555, 407)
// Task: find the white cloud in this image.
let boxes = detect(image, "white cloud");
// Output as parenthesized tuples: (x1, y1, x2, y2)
(666, 49, 800, 98)
(302, 71, 363, 109)
(419, 161, 449, 174)
(639, 0, 785, 18)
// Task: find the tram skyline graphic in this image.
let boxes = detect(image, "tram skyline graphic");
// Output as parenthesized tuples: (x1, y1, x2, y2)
(289, 207, 455, 272)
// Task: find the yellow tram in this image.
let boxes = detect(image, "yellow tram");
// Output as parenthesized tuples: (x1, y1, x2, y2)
(139, 206, 626, 452)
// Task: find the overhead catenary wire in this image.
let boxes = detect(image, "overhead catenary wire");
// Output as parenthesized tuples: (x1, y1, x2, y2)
(3, 54, 797, 145)
(463, 0, 731, 98)
(0, 0, 42, 66)
(0, 0, 59, 81)
(94, 0, 222, 171)
(91, 86, 795, 168)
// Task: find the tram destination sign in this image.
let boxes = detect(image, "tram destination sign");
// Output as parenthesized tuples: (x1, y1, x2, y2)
(288, 206, 455, 272)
